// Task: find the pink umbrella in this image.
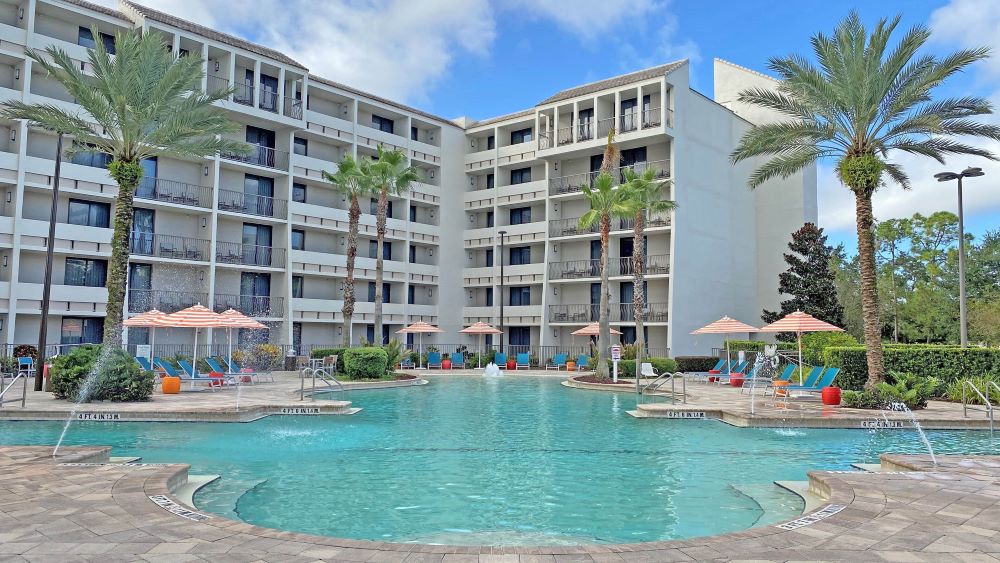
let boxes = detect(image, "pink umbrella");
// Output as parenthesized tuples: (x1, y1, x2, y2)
(123, 309, 168, 363)
(691, 316, 760, 371)
(219, 309, 266, 374)
(396, 321, 444, 369)
(760, 311, 843, 383)
(459, 322, 503, 368)
(150, 304, 236, 376)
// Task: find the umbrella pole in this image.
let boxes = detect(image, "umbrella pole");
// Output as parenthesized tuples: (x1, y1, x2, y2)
(192, 327, 199, 384)
(419, 333, 423, 369)
(149, 328, 155, 365)
(797, 331, 803, 384)
(227, 328, 233, 374)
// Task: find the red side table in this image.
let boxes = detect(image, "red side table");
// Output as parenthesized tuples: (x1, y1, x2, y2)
(506, 359, 517, 370)
(729, 376, 744, 387)
(821, 386, 842, 406)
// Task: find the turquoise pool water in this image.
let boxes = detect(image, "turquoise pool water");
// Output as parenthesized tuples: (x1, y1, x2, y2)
(1, 375, 998, 545)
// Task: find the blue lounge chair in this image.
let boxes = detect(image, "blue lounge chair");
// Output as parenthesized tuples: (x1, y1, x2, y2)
(576, 355, 590, 371)
(515, 353, 530, 370)
(225, 358, 273, 383)
(205, 358, 257, 384)
(715, 360, 749, 384)
(706, 359, 728, 373)
(17, 357, 34, 377)
(494, 352, 507, 366)
(155, 358, 225, 391)
(451, 352, 466, 369)
(153, 357, 181, 377)
(762, 364, 797, 395)
(399, 356, 415, 369)
(546, 353, 568, 370)
(427, 352, 442, 369)
(788, 368, 841, 395)
(788, 365, 824, 388)
(135, 356, 153, 371)
(687, 359, 731, 383)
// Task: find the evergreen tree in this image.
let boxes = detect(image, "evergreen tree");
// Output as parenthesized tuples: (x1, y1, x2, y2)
(763, 223, 845, 336)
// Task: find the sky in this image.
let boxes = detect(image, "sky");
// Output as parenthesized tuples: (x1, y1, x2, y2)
(105, 0, 1000, 251)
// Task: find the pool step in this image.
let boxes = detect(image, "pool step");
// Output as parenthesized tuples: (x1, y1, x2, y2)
(774, 481, 827, 513)
(174, 474, 220, 507)
(732, 483, 810, 525)
(851, 463, 883, 472)
(108, 456, 142, 464)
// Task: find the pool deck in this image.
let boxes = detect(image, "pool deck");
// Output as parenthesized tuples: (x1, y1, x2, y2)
(2, 445, 1000, 562)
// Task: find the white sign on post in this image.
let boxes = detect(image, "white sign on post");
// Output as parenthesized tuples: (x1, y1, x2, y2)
(611, 345, 622, 382)
(135, 345, 152, 363)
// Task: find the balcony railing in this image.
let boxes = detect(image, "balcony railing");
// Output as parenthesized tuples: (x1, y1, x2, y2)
(233, 81, 254, 106)
(129, 233, 211, 262)
(596, 116, 615, 139)
(284, 98, 303, 119)
(214, 294, 285, 317)
(259, 87, 278, 113)
(215, 242, 286, 268)
(557, 126, 573, 146)
(548, 302, 669, 323)
(620, 111, 639, 133)
(538, 131, 552, 150)
(642, 107, 661, 129)
(221, 145, 289, 170)
(548, 158, 670, 196)
(128, 289, 208, 314)
(217, 188, 287, 218)
(548, 211, 670, 238)
(206, 76, 230, 97)
(547, 254, 670, 280)
(577, 119, 594, 141)
(135, 177, 212, 208)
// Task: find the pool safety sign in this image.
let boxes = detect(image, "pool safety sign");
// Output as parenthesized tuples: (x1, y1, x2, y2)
(611, 345, 621, 382)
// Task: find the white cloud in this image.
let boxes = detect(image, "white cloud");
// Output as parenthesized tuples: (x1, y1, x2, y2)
(500, 0, 660, 39)
(930, 0, 1000, 77)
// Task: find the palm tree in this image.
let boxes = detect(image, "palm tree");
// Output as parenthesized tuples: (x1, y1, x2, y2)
(323, 155, 372, 346)
(730, 12, 1000, 389)
(621, 168, 676, 367)
(366, 146, 418, 343)
(1, 29, 247, 348)
(579, 172, 636, 380)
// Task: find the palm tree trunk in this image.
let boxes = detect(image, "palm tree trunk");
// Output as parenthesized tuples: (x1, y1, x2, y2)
(374, 188, 388, 344)
(855, 191, 886, 389)
(103, 161, 142, 348)
(632, 211, 645, 369)
(342, 195, 360, 346)
(596, 213, 611, 380)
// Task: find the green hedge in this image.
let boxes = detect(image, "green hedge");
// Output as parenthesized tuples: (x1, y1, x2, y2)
(604, 357, 677, 378)
(342, 347, 388, 380)
(309, 348, 346, 373)
(675, 356, 718, 372)
(50, 345, 154, 402)
(723, 340, 768, 352)
(823, 345, 1000, 391)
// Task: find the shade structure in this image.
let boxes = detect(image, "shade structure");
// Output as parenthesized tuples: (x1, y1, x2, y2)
(219, 309, 266, 374)
(571, 322, 623, 336)
(150, 304, 236, 377)
(691, 316, 760, 375)
(459, 322, 503, 368)
(760, 311, 844, 383)
(123, 309, 168, 363)
(396, 322, 444, 369)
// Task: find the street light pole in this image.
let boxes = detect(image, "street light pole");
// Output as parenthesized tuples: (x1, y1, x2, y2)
(935, 166, 984, 348)
(36, 133, 64, 391)
(497, 230, 506, 354)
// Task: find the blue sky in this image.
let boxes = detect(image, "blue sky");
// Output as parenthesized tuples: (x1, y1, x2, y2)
(127, 0, 1000, 253)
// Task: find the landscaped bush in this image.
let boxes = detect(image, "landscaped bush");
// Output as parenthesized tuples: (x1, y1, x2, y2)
(824, 345, 1000, 390)
(342, 347, 388, 380)
(13, 344, 37, 362)
(650, 357, 678, 374)
(800, 332, 858, 365)
(603, 357, 678, 378)
(675, 356, 719, 372)
(309, 348, 346, 373)
(842, 372, 941, 410)
(945, 374, 1000, 405)
(50, 345, 154, 402)
(724, 340, 768, 352)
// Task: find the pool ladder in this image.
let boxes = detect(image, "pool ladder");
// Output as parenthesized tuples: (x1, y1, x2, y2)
(961, 380, 999, 433)
(640, 371, 686, 404)
(299, 367, 345, 401)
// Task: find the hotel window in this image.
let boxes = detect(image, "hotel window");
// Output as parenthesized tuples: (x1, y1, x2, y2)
(370, 198, 393, 218)
(70, 146, 112, 169)
(61, 317, 104, 345)
(509, 327, 530, 347)
(409, 244, 416, 264)
(487, 135, 495, 150)
(509, 286, 531, 306)
(509, 207, 531, 225)
(485, 249, 493, 267)
(67, 199, 110, 228)
(293, 137, 308, 156)
(510, 168, 531, 185)
(486, 173, 495, 189)
(78, 27, 115, 54)
(368, 282, 391, 303)
(409, 205, 417, 222)
(292, 275, 304, 298)
(510, 128, 532, 145)
(486, 211, 494, 228)
(65, 258, 107, 287)
(372, 114, 394, 134)
(291, 229, 305, 250)
(408, 285, 415, 304)
(485, 287, 493, 307)
(411, 126, 418, 141)
(292, 183, 307, 203)
(509, 246, 531, 265)
(369, 240, 391, 260)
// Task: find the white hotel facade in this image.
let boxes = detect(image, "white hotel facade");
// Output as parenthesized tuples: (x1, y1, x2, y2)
(0, 0, 816, 357)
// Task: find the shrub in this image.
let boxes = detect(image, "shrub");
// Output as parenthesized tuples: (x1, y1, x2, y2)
(945, 374, 1000, 405)
(675, 356, 719, 372)
(342, 347, 388, 380)
(249, 343, 281, 370)
(650, 357, 678, 374)
(800, 332, 858, 365)
(13, 344, 37, 364)
(823, 345, 1000, 391)
(604, 357, 677, 378)
(382, 340, 404, 372)
(50, 345, 154, 402)
(50, 345, 103, 400)
(724, 340, 768, 352)
(841, 372, 941, 410)
(309, 348, 346, 373)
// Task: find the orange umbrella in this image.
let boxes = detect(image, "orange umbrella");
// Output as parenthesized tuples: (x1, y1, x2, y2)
(460, 322, 503, 368)
(150, 304, 236, 375)
(760, 311, 843, 383)
(691, 316, 759, 370)
(123, 309, 168, 363)
(219, 309, 266, 373)
(571, 322, 623, 336)
(396, 322, 444, 369)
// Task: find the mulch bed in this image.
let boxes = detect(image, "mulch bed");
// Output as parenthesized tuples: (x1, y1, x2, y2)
(573, 375, 634, 385)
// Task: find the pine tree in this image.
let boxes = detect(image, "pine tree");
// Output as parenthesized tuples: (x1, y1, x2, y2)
(763, 223, 845, 336)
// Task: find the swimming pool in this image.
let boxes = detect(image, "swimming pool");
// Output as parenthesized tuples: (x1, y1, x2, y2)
(1, 375, 997, 545)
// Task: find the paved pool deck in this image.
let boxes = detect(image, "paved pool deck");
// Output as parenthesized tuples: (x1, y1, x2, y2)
(2, 445, 1000, 562)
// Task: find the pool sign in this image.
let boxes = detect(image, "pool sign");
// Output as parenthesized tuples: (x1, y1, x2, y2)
(77, 412, 121, 421)
(610, 345, 622, 382)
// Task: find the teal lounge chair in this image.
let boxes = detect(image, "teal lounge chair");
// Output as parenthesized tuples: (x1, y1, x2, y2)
(546, 353, 568, 370)
(153, 357, 181, 377)
(576, 355, 589, 371)
(400, 356, 415, 369)
(451, 352, 466, 369)
(494, 352, 507, 366)
(715, 360, 748, 384)
(427, 352, 442, 369)
(515, 353, 530, 370)
(788, 368, 841, 394)
(135, 356, 153, 371)
(225, 358, 273, 383)
(205, 358, 257, 384)
(707, 359, 728, 373)
(788, 365, 824, 388)
(688, 359, 731, 383)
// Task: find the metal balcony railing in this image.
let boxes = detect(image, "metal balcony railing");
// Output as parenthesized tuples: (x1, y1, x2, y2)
(547, 254, 670, 280)
(233, 81, 254, 106)
(215, 242, 286, 268)
(548, 212, 670, 238)
(217, 188, 287, 218)
(127, 289, 208, 313)
(642, 107, 662, 129)
(548, 158, 670, 195)
(596, 116, 615, 139)
(129, 233, 211, 262)
(284, 98, 303, 119)
(577, 119, 594, 141)
(557, 126, 573, 146)
(135, 176, 212, 208)
(548, 302, 669, 323)
(620, 110, 639, 133)
(548, 259, 600, 279)
(537, 131, 552, 150)
(221, 144, 289, 170)
(206, 76, 230, 97)
(259, 87, 279, 113)
(214, 294, 285, 317)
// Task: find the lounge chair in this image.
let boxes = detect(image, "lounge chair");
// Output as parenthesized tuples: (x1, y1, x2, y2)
(399, 356, 415, 369)
(688, 359, 732, 383)
(155, 358, 226, 391)
(707, 359, 728, 374)
(787, 368, 841, 396)
(546, 353, 568, 370)
(515, 353, 530, 370)
(427, 352, 442, 369)
(494, 352, 507, 366)
(17, 357, 34, 377)
(205, 358, 257, 384)
(225, 358, 273, 383)
(715, 360, 749, 385)
(761, 364, 797, 395)
(576, 355, 590, 371)
(134, 356, 153, 371)
(788, 365, 824, 389)
(451, 352, 466, 369)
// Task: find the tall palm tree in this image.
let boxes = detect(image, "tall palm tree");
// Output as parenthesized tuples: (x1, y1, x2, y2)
(731, 12, 999, 389)
(323, 155, 372, 346)
(579, 172, 636, 380)
(1, 29, 247, 348)
(366, 146, 418, 343)
(621, 168, 676, 367)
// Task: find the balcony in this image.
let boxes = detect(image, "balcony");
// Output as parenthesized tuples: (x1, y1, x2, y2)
(221, 145, 289, 171)
(284, 98, 303, 119)
(135, 177, 212, 208)
(207, 75, 230, 97)
(215, 242, 286, 268)
(548, 212, 670, 238)
(129, 233, 211, 262)
(214, 294, 285, 317)
(620, 108, 663, 133)
(127, 289, 208, 314)
(218, 189, 288, 218)
(548, 254, 670, 280)
(548, 159, 670, 196)
(548, 302, 669, 323)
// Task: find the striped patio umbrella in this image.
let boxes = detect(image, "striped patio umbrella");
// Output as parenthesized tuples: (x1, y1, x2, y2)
(396, 321, 444, 369)
(459, 322, 502, 368)
(571, 322, 623, 336)
(220, 309, 267, 374)
(691, 316, 760, 371)
(122, 309, 168, 363)
(150, 304, 236, 376)
(760, 311, 843, 383)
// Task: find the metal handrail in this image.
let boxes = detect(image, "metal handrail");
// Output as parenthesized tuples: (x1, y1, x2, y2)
(299, 367, 344, 401)
(640, 370, 686, 404)
(0, 372, 26, 408)
(962, 380, 995, 432)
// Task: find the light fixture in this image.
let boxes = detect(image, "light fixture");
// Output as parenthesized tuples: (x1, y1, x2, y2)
(428, 249, 433, 256)
(13, 68, 18, 80)
(1, 255, 7, 267)
(214, 60, 220, 72)
(427, 288, 433, 298)
(201, 217, 207, 228)
(429, 170, 435, 179)
(337, 326, 343, 335)
(8, 130, 13, 142)
(4, 191, 10, 203)
(17, 7, 23, 20)
(199, 271, 205, 281)
(552, 286, 558, 296)
(554, 163, 559, 171)
(553, 329, 558, 338)
(203, 165, 209, 176)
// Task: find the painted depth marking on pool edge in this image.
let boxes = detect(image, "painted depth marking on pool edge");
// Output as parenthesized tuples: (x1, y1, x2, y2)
(149, 495, 213, 521)
(76, 413, 122, 421)
(660, 411, 706, 419)
(775, 504, 846, 530)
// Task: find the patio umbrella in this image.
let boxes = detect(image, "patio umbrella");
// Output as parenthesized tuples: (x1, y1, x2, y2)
(760, 311, 843, 384)
(396, 321, 443, 369)
(459, 322, 503, 368)
(150, 304, 235, 376)
(571, 322, 623, 359)
(220, 309, 266, 374)
(122, 309, 168, 363)
(691, 316, 759, 374)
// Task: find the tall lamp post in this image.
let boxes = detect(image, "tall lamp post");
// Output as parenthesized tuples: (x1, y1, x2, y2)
(934, 166, 984, 348)
(36, 133, 64, 391)
(497, 230, 507, 354)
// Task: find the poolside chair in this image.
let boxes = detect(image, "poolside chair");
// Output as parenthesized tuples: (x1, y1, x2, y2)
(545, 353, 568, 370)
(576, 355, 590, 371)
(399, 356, 415, 369)
(640, 362, 658, 379)
(687, 359, 733, 383)
(205, 358, 256, 385)
(788, 365, 824, 389)
(451, 352, 466, 369)
(225, 358, 273, 383)
(427, 352, 442, 369)
(134, 356, 153, 372)
(153, 357, 180, 377)
(16, 357, 34, 377)
(715, 360, 748, 385)
(155, 358, 224, 391)
(762, 364, 797, 396)
(515, 353, 530, 370)
(787, 368, 841, 396)
(707, 359, 728, 374)
(494, 352, 507, 366)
